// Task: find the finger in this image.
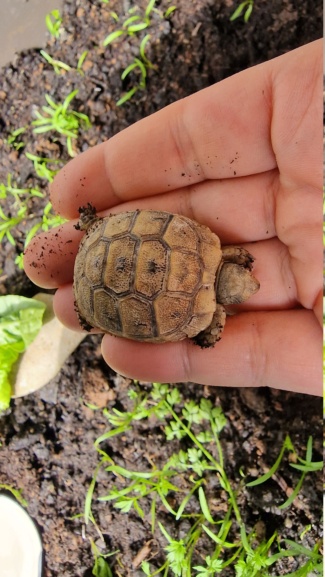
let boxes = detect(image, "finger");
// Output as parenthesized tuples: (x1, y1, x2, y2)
(24, 170, 277, 287)
(52, 237, 298, 332)
(50, 54, 280, 218)
(24, 222, 82, 289)
(271, 40, 322, 190)
(275, 181, 322, 321)
(101, 310, 322, 395)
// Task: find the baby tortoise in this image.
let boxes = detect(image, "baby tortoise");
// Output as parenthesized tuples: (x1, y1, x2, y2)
(73, 205, 260, 347)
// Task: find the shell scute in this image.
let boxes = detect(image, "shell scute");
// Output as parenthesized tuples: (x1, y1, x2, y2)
(103, 236, 136, 294)
(163, 215, 198, 250)
(131, 210, 170, 236)
(135, 239, 168, 298)
(119, 296, 154, 339)
(84, 240, 108, 286)
(93, 289, 121, 333)
(154, 294, 191, 337)
(167, 250, 202, 294)
(102, 212, 134, 238)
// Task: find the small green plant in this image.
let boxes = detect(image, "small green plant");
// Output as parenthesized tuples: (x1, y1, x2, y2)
(117, 35, 156, 105)
(45, 9, 63, 38)
(0, 171, 66, 268)
(40, 49, 89, 76)
(31, 90, 91, 157)
(6, 126, 27, 151)
(103, 1, 157, 46)
(103, 1, 176, 105)
(0, 296, 46, 412)
(25, 153, 61, 183)
(230, 0, 254, 22)
(76, 50, 89, 75)
(40, 50, 71, 74)
(0, 174, 43, 247)
(0, 484, 27, 506)
(90, 539, 117, 577)
(82, 383, 322, 576)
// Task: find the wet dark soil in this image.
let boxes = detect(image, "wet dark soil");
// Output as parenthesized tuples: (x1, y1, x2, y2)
(0, 1, 323, 576)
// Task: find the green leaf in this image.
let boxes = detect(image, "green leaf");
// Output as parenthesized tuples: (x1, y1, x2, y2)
(0, 484, 28, 507)
(145, 0, 156, 18)
(246, 435, 293, 486)
(164, 6, 177, 18)
(116, 87, 138, 106)
(127, 22, 149, 34)
(244, 4, 253, 22)
(198, 486, 215, 523)
(103, 29, 124, 46)
(0, 296, 46, 411)
(92, 556, 113, 577)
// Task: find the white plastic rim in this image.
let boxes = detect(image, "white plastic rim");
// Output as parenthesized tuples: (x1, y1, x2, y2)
(0, 495, 42, 577)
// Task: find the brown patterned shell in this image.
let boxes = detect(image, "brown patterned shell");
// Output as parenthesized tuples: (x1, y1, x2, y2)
(73, 210, 222, 342)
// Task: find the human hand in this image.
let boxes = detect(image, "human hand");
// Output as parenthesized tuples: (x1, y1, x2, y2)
(24, 40, 322, 395)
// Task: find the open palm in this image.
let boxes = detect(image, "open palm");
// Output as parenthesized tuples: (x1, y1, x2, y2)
(25, 40, 322, 395)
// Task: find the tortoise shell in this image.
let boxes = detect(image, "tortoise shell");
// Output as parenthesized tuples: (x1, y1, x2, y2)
(73, 209, 222, 342)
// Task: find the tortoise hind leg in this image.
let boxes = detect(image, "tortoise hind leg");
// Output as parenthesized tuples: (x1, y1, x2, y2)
(192, 304, 226, 349)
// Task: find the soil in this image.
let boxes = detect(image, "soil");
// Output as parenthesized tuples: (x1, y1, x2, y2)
(0, 1, 323, 576)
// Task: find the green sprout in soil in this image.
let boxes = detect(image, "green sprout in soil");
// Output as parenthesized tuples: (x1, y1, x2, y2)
(31, 90, 91, 157)
(0, 169, 66, 268)
(82, 383, 322, 576)
(45, 9, 63, 39)
(0, 483, 27, 507)
(25, 153, 61, 183)
(40, 49, 89, 76)
(103, 0, 159, 45)
(6, 126, 27, 151)
(0, 174, 43, 246)
(230, 0, 254, 22)
(103, 0, 176, 105)
(117, 34, 156, 106)
(40, 50, 72, 75)
(90, 539, 118, 577)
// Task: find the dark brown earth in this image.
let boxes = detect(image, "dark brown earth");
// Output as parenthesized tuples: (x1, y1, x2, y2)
(0, 1, 323, 576)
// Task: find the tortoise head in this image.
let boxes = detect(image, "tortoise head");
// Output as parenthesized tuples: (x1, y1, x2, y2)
(216, 262, 260, 305)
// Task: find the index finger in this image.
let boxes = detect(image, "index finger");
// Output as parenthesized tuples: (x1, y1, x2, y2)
(51, 54, 278, 218)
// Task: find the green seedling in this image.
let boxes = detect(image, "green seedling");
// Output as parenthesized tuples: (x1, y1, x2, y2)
(230, 0, 254, 22)
(103, 1, 175, 105)
(247, 434, 323, 509)
(45, 9, 63, 38)
(117, 35, 157, 106)
(90, 539, 118, 577)
(0, 173, 43, 247)
(82, 383, 322, 576)
(0, 295, 46, 412)
(40, 50, 71, 74)
(0, 171, 65, 268)
(6, 126, 27, 151)
(31, 90, 91, 157)
(25, 153, 61, 183)
(103, 1, 157, 45)
(0, 173, 42, 202)
(0, 484, 27, 507)
(164, 5, 177, 18)
(40, 49, 88, 76)
(76, 50, 89, 75)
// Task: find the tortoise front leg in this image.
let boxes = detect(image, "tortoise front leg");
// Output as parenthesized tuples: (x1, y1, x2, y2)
(192, 304, 226, 348)
(221, 246, 255, 270)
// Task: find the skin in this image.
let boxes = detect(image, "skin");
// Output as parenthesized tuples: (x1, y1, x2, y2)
(24, 40, 323, 395)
